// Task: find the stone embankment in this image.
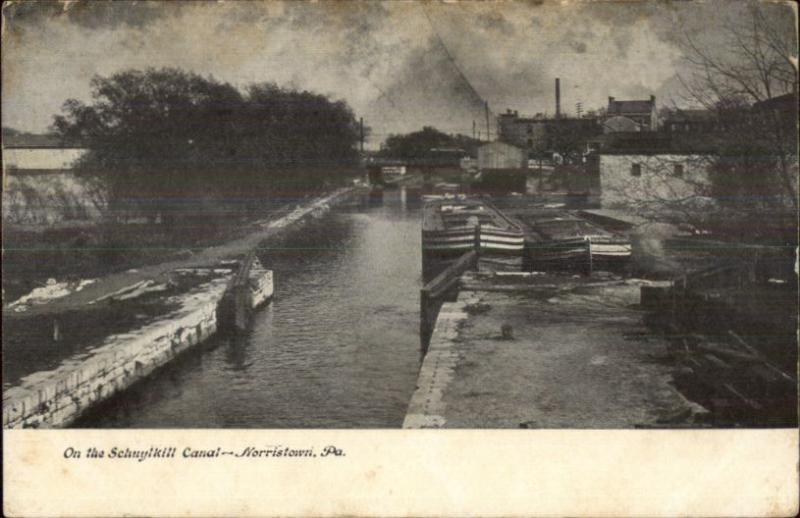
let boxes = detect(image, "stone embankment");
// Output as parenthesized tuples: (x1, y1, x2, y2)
(3, 274, 232, 428)
(2, 185, 363, 318)
(3, 187, 359, 428)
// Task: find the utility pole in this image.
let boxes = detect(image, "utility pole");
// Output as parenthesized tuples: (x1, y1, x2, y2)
(359, 117, 364, 153)
(472, 120, 476, 140)
(484, 101, 491, 141)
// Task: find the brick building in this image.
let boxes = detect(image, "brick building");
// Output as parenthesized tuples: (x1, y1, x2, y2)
(497, 110, 601, 157)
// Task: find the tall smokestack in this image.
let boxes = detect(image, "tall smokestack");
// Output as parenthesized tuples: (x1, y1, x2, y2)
(555, 78, 561, 119)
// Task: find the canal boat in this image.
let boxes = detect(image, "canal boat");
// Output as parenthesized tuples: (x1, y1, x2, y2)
(521, 212, 631, 268)
(421, 182, 464, 202)
(421, 193, 466, 202)
(422, 199, 525, 258)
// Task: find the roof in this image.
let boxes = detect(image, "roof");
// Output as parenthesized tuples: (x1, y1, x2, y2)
(602, 116, 641, 132)
(500, 116, 547, 124)
(591, 131, 717, 155)
(3, 133, 83, 149)
(664, 109, 716, 122)
(501, 115, 597, 125)
(753, 92, 798, 111)
(608, 99, 654, 114)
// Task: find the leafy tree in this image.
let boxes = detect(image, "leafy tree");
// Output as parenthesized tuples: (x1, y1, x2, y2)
(2, 126, 22, 138)
(379, 126, 479, 159)
(53, 68, 361, 223)
(545, 119, 602, 164)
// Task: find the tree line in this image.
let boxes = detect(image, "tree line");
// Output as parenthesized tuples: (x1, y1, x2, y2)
(378, 126, 481, 159)
(53, 68, 363, 223)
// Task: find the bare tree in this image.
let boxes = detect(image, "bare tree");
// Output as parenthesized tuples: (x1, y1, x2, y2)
(677, 1, 798, 223)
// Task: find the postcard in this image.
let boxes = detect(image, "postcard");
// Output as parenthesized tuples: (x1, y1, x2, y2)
(3, 1, 797, 516)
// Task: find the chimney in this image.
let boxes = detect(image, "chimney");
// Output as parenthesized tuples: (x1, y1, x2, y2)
(555, 78, 561, 119)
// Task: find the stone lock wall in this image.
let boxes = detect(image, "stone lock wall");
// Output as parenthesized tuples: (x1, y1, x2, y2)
(249, 265, 274, 308)
(2, 277, 230, 429)
(2, 186, 354, 429)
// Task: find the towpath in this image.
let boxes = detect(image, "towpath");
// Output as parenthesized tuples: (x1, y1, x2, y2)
(3, 187, 361, 319)
(405, 271, 708, 428)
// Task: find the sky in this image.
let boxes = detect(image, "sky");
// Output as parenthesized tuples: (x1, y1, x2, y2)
(2, 0, 796, 147)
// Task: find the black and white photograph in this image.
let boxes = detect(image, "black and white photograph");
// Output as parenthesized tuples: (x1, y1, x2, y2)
(3, 0, 797, 431)
(2, 1, 798, 511)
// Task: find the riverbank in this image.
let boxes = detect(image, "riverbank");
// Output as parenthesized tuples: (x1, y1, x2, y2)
(3, 186, 366, 428)
(406, 263, 797, 428)
(3, 273, 231, 428)
(3, 186, 364, 318)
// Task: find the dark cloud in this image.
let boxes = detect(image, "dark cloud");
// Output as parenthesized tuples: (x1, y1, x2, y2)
(561, 27, 595, 55)
(2, 0, 796, 142)
(368, 37, 489, 136)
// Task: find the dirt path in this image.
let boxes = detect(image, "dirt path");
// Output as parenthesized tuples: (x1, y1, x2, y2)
(405, 277, 708, 428)
(3, 187, 360, 320)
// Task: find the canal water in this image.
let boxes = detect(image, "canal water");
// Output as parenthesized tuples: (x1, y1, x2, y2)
(77, 188, 424, 428)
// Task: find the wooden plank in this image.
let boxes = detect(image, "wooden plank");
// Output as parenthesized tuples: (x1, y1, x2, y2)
(234, 252, 256, 287)
(428, 276, 461, 300)
(722, 382, 764, 410)
(694, 342, 759, 363)
(422, 250, 477, 294)
(727, 330, 796, 385)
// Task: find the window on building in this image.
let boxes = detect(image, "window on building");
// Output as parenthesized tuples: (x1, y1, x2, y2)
(631, 163, 642, 177)
(673, 164, 684, 177)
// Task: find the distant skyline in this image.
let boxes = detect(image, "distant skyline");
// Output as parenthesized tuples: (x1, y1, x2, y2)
(2, 0, 796, 146)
